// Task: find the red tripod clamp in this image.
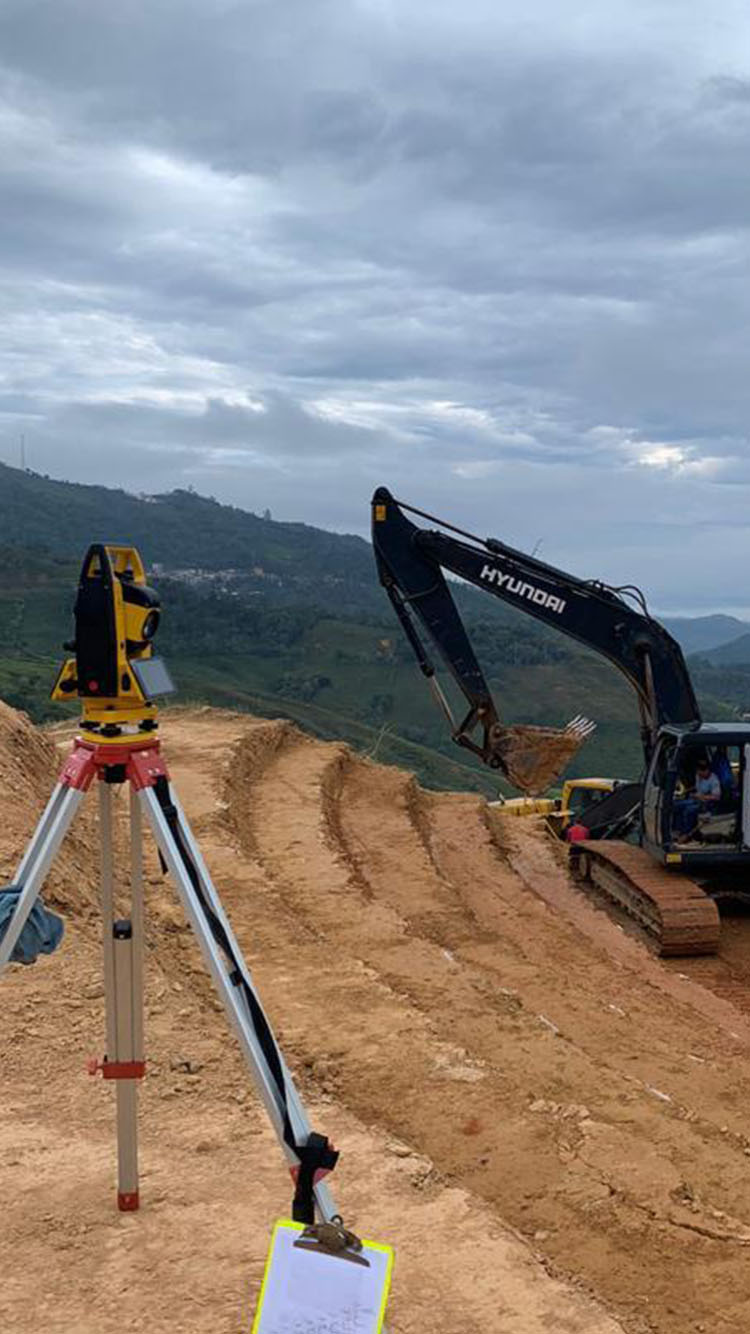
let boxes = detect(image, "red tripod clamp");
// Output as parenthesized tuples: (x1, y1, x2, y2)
(60, 736, 170, 793)
(87, 1057, 146, 1080)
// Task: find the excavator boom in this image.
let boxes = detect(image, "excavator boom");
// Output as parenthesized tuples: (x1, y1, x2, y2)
(372, 487, 700, 789)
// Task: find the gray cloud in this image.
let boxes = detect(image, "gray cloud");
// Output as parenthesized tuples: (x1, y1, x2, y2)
(1, 0, 750, 611)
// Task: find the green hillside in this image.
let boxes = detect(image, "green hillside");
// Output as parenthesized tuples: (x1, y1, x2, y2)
(0, 462, 743, 794)
(0, 546, 638, 791)
(0, 541, 637, 788)
(695, 634, 750, 668)
(0, 461, 379, 617)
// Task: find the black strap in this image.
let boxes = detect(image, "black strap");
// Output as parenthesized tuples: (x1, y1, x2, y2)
(293, 1132, 340, 1225)
(152, 777, 338, 1212)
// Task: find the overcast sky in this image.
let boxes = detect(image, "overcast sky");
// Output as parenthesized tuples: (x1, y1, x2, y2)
(2, 1, 750, 613)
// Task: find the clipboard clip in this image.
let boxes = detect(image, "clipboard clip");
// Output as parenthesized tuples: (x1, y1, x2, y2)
(293, 1220, 371, 1268)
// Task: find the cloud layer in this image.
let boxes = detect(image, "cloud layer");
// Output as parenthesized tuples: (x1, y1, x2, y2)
(2, 0, 750, 610)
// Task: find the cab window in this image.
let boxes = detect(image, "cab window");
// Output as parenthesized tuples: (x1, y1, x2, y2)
(569, 786, 608, 817)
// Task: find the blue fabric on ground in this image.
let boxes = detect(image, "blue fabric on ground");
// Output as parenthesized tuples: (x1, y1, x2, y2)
(0, 888, 64, 965)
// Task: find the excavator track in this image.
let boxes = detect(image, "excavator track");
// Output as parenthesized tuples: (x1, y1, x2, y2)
(570, 840, 720, 956)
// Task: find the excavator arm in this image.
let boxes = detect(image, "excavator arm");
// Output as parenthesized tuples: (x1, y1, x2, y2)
(371, 487, 700, 791)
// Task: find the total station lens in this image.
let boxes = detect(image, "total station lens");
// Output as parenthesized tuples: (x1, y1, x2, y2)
(142, 610, 160, 641)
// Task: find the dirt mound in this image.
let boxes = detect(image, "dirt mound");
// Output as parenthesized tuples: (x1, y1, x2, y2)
(0, 698, 58, 799)
(11, 705, 750, 1332)
(226, 717, 298, 793)
(0, 703, 97, 915)
(225, 715, 750, 1333)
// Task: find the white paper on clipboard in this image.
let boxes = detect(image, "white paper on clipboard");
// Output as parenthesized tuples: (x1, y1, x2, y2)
(251, 1220, 393, 1334)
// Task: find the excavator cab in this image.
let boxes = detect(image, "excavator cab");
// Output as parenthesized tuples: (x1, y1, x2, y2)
(643, 726, 750, 863)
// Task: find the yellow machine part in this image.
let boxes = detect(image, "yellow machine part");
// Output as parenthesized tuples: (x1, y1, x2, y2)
(498, 779, 616, 819)
(495, 779, 618, 840)
(560, 777, 616, 809)
(549, 777, 617, 836)
(50, 543, 161, 740)
(51, 661, 159, 739)
(498, 796, 557, 817)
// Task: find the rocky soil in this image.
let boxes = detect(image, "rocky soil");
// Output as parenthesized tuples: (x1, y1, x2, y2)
(5, 703, 750, 1331)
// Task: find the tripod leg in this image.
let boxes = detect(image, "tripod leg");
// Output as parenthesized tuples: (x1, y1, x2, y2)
(115, 788, 145, 1210)
(0, 783, 86, 974)
(167, 788, 331, 1177)
(112, 921, 139, 1210)
(98, 783, 143, 1211)
(130, 787, 145, 1070)
(99, 783, 118, 1058)
(138, 780, 337, 1223)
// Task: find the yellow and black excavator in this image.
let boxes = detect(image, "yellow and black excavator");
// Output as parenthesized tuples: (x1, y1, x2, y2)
(371, 487, 750, 957)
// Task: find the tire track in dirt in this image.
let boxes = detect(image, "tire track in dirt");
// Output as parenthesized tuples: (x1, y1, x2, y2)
(335, 769, 750, 1122)
(501, 813, 750, 1042)
(213, 720, 631, 1332)
(4, 706, 632, 1334)
(235, 727, 750, 1334)
(666, 910, 750, 1019)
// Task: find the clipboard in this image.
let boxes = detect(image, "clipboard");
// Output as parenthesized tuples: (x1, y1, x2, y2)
(251, 1219, 393, 1334)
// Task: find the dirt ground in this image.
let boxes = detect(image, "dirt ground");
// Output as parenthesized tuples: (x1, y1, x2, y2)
(6, 704, 750, 1331)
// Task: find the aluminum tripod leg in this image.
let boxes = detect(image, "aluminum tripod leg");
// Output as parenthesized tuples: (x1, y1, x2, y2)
(129, 787, 146, 1069)
(139, 780, 337, 1223)
(98, 783, 145, 1210)
(0, 782, 85, 974)
(167, 788, 325, 1173)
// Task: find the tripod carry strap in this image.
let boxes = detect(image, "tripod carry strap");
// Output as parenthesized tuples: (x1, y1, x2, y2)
(151, 776, 339, 1222)
(292, 1132, 340, 1224)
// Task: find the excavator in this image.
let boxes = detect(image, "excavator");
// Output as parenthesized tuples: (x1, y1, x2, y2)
(371, 487, 750, 957)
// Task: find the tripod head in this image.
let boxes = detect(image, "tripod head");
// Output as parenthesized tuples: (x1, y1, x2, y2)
(51, 543, 175, 739)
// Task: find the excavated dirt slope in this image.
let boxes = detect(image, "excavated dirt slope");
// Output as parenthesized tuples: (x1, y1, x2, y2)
(6, 705, 750, 1332)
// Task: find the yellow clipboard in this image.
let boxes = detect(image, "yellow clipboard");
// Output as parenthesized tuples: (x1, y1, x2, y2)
(251, 1219, 393, 1333)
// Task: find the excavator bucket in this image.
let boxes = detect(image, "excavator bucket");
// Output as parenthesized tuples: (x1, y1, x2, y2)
(494, 716, 597, 795)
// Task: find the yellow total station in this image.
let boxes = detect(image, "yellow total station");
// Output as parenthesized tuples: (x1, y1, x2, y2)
(51, 544, 174, 739)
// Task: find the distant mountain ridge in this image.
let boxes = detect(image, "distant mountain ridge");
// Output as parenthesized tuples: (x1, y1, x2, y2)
(0, 463, 581, 633)
(662, 614, 750, 656)
(3, 462, 745, 641)
(0, 462, 370, 571)
(694, 633, 750, 667)
(0, 461, 386, 618)
(2, 462, 750, 788)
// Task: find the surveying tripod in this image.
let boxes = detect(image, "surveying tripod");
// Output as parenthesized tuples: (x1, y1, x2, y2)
(0, 733, 338, 1219)
(0, 544, 339, 1224)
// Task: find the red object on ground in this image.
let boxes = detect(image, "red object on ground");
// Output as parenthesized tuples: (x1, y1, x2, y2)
(566, 822, 590, 843)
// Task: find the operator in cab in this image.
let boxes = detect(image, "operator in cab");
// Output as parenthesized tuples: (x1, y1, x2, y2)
(674, 758, 721, 839)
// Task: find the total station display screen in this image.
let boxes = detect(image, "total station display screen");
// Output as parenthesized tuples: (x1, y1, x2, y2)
(130, 656, 176, 699)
